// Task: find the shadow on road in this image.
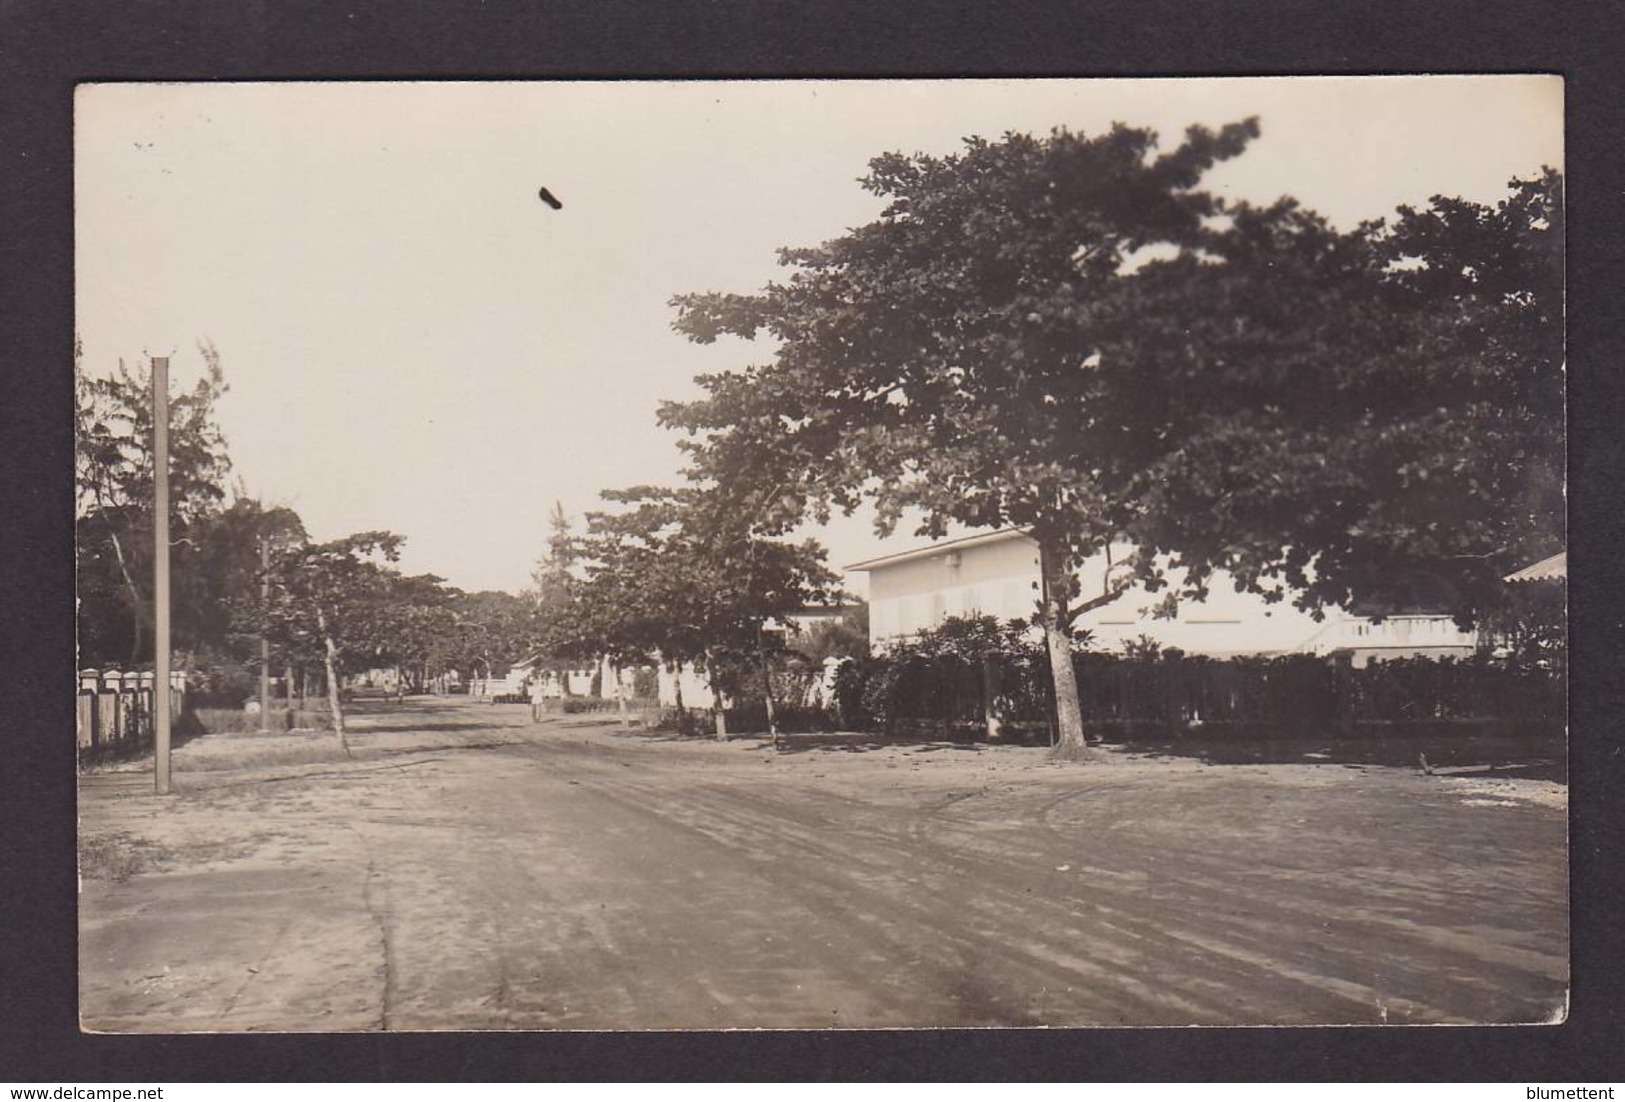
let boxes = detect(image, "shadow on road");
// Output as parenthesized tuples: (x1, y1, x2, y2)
(1107, 731, 1566, 783)
(349, 720, 509, 734)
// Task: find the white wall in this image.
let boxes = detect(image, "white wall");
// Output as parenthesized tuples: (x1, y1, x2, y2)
(868, 534, 1043, 643)
(657, 662, 717, 708)
(1306, 612, 1477, 666)
(1075, 558, 1329, 656)
(863, 534, 1472, 659)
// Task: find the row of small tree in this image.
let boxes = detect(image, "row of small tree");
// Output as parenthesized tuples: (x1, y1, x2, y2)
(75, 350, 544, 739)
(525, 487, 847, 738)
(74, 340, 851, 745)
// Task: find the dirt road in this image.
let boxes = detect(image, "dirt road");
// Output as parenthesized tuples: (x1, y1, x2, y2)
(79, 698, 1568, 1031)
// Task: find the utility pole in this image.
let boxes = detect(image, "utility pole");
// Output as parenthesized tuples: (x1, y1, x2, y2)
(152, 355, 172, 796)
(259, 533, 271, 732)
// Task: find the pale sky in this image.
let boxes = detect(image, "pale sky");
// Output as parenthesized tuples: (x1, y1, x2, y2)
(75, 77, 1562, 596)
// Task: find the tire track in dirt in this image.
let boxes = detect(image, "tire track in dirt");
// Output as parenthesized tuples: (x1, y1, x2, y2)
(361, 727, 1566, 1025)
(144, 717, 1560, 1029)
(1037, 784, 1562, 1016)
(344, 822, 400, 1031)
(549, 764, 1252, 1024)
(212, 914, 293, 1025)
(468, 767, 920, 1027)
(685, 777, 1393, 1024)
(542, 773, 1133, 1022)
(695, 780, 1235, 1007)
(1016, 784, 1566, 1022)
(641, 774, 1335, 1014)
(554, 748, 1562, 1024)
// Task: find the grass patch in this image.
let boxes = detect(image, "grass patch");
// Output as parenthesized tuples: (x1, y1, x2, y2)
(79, 833, 166, 882)
(189, 707, 332, 735)
(1049, 740, 1110, 764)
(177, 735, 348, 772)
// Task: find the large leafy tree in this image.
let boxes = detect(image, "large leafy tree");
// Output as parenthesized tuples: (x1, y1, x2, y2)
(790, 602, 870, 667)
(558, 486, 839, 737)
(661, 121, 1266, 755)
(443, 589, 538, 683)
(75, 341, 233, 666)
(206, 497, 308, 667)
(1121, 170, 1564, 624)
(369, 572, 460, 695)
(524, 500, 583, 692)
(262, 531, 404, 744)
(663, 120, 1562, 757)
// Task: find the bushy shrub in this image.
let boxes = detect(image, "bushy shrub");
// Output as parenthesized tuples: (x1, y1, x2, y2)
(559, 697, 652, 715)
(830, 619, 1563, 739)
(185, 706, 333, 734)
(185, 661, 260, 709)
(831, 656, 876, 729)
(845, 616, 1050, 733)
(652, 706, 712, 737)
(717, 700, 838, 735)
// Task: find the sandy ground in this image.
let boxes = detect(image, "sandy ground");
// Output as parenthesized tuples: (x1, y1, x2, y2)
(78, 697, 1568, 1032)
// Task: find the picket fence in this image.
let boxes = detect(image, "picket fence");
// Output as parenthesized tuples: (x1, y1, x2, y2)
(76, 669, 188, 754)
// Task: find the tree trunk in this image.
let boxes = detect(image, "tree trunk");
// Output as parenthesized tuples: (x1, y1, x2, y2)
(615, 664, 630, 728)
(1039, 541, 1092, 760)
(316, 608, 350, 756)
(715, 656, 734, 741)
(982, 656, 1004, 741)
(756, 627, 780, 748)
(672, 667, 686, 736)
(106, 527, 145, 665)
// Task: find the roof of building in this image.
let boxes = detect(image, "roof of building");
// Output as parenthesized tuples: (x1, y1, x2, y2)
(789, 602, 863, 618)
(1504, 551, 1566, 583)
(844, 528, 1033, 572)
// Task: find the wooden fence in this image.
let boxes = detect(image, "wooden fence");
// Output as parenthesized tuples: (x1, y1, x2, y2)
(76, 669, 188, 754)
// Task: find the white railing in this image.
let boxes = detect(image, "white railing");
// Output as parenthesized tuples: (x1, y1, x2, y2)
(76, 669, 188, 752)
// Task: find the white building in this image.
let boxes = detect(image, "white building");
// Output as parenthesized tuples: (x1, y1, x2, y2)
(476, 655, 604, 699)
(657, 662, 717, 708)
(847, 528, 1475, 663)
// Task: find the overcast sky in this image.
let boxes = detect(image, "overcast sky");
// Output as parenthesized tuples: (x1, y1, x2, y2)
(75, 76, 1562, 596)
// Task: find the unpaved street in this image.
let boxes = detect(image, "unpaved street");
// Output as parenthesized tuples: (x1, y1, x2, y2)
(79, 698, 1568, 1031)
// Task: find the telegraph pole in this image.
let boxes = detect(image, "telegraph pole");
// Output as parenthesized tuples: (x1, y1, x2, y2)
(260, 534, 271, 732)
(152, 355, 172, 795)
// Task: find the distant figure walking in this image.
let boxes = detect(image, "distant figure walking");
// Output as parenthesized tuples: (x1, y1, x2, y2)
(529, 675, 546, 723)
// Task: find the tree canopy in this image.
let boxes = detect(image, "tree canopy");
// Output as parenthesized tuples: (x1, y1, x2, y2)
(551, 485, 840, 734)
(660, 119, 1563, 753)
(261, 530, 405, 738)
(75, 342, 544, 717)
(662, 120, 1271, 752)
(1121, 168, 1564, 622)
(75, 342, 234, 666)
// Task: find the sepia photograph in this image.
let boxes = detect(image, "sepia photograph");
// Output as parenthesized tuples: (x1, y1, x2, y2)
(74, 76, 1566, 1032)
